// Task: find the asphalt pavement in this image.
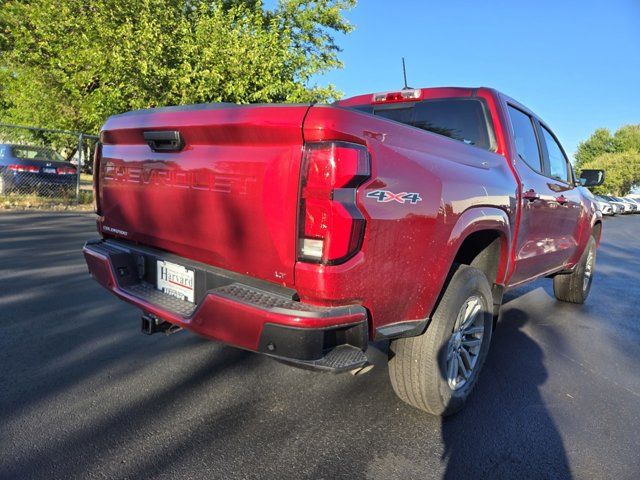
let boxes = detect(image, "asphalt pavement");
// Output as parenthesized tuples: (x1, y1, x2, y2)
(1, 212, 639, 480)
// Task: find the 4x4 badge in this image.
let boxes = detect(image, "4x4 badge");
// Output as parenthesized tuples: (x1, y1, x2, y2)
(366, 190, 422, 204)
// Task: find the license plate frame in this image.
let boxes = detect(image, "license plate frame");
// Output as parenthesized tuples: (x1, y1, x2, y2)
(156, 260, 195, 303)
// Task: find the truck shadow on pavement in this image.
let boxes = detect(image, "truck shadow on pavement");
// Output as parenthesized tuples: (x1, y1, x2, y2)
(440, 305, 571, 479)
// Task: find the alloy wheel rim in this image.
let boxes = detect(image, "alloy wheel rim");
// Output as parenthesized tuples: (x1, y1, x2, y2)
(446, 295, 486, 390)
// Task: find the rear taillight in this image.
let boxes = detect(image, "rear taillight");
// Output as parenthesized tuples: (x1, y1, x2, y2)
(8, 164, 39, 173)
(298, 142, 370, 265)
(57, 166, 76, 175)
(93, 142, 102, 215)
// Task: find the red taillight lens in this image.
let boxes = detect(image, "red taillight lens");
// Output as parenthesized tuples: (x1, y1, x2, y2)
(57, 166, 76, 175)
(372, 88, 421, 103)
(93, 142, 102, 215)
(8, 164, 39, 173)
(298, 142, 370, 265)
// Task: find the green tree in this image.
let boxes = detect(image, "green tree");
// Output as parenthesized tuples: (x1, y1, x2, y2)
(575, 125, 640, 170)
(575, 124, 640, 195)
(0, 0, 355, 134)
(574, 128, 616, 170)
(582, 150, 640, 196)
(613, 124, 640, 152)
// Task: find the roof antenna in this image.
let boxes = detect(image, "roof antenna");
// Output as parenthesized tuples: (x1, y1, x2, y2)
(402, 57, 412, 90)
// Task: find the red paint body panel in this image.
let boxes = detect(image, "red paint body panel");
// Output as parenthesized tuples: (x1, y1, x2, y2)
(98, 105, 310, 287)
(297, 104, 516, 326)
(88, 87, 601, 349)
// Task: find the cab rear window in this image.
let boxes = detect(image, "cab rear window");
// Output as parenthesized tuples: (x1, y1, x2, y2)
(350, 98, 495, 151)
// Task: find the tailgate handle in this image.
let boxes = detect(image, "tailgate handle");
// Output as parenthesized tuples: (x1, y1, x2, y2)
(143, 131, 184, 152)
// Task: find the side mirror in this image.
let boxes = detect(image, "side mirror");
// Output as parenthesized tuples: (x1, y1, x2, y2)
(579, 169, 605, 187)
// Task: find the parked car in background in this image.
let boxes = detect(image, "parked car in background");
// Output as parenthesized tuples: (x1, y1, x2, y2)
(624, 197, 640, 211)
(594, 195, 614, 216)
(603, 195, 630, 214)
(611, 202, 623, 215)
(618, 197, 638, 213)
(0, 144, 77, 195)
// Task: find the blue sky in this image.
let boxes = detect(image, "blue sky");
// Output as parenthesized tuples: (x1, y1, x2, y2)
(308, 0, 640, 161)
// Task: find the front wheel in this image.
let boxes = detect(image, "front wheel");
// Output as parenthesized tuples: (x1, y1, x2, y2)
(388, 265, 494, 416)
(553, 236, 597, 304)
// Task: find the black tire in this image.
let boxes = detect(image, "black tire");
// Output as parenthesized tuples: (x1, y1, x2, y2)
(388, 265, 494, 416)
(553, 236, 596, 304)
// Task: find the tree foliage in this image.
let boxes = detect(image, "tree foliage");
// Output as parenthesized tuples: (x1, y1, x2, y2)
(575, 125, 640, 169)
(0, 0, 355, 134)
(574, 128, 617, 170)
(582, 150, 640, 196)
(575, 124, 640, 195)
(613, 125, 640, 152)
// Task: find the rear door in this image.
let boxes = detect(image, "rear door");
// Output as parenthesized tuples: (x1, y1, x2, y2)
(508, 105, 576, 284)
(536, 121, 582, 262)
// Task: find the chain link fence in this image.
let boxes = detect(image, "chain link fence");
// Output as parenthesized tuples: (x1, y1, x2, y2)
(0, 124, 99, 209)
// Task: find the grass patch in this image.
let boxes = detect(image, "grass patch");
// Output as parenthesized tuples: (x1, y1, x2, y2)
(0, 190, 93, 211)
(80, 173, 93, 191)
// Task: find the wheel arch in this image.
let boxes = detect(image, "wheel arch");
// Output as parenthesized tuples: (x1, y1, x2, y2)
(446, 207, 512, 283)
(375, 207, 513, 341)
(446, 209, 511, 316)
(592, 219, 603, 245)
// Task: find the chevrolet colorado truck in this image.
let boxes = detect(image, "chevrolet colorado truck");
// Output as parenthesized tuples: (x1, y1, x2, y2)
(84, 87, 605, 415)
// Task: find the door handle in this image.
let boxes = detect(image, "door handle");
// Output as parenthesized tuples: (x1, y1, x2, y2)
(555, 195, 568, 205)
(523, 189, 540, 202)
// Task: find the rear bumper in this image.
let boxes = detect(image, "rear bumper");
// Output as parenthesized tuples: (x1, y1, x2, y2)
(83, 239, 369, 371)
(2, 171, 77, 188)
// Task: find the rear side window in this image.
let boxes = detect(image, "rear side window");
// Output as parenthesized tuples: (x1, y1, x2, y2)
(351, 98, 495, 151)
(540, 126, 570, 183)
(508, 106, 542, 172)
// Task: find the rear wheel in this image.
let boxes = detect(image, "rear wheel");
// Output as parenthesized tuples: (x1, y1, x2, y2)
(388, 265, 494, 416)
(553, 236, 596, 304)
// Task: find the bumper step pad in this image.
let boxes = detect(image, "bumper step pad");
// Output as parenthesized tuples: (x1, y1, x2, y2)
(215, 284, 329, 313)
(274, 345, 368, 373)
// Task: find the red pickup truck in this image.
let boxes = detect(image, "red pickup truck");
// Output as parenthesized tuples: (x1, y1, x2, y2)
(84, 86, 604, 415)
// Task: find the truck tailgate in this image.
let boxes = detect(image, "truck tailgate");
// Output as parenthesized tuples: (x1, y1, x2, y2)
(97, 104, 310, 287)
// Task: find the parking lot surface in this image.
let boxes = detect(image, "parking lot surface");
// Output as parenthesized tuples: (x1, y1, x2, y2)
(1, 212, 639, 480)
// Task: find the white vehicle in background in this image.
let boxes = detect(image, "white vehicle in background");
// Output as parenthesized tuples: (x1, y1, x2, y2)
(603, 195, 632, 214)
(619, 197, 639, 213)
(613, 197, 637, 214)
(624, 197, 640, 212)
(593, 195, 614, 216)
(613, 203, 624, 214)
